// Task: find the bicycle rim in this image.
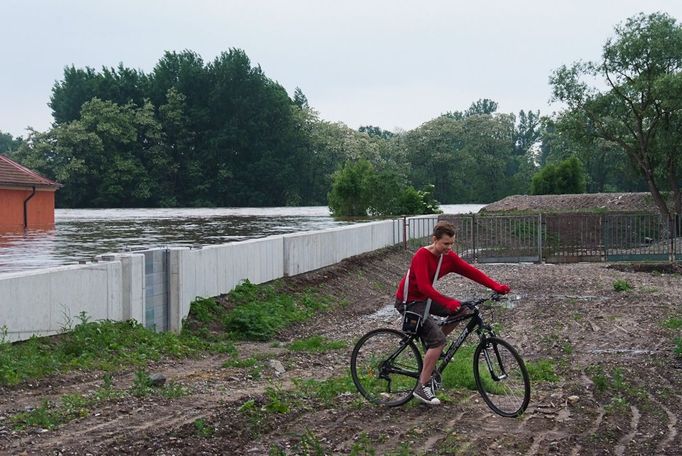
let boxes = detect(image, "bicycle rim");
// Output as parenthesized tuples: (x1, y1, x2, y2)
(350, 328, 422, 406)
(473, 337, 530, 417)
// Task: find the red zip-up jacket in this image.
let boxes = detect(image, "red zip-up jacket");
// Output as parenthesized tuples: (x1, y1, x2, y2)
(395, 247, 504, 312)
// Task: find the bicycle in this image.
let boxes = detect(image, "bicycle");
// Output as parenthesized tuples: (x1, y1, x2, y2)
(350, 293, 530, 417)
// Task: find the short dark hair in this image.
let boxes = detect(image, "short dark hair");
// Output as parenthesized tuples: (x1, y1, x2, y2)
(432, 221, 455, 239)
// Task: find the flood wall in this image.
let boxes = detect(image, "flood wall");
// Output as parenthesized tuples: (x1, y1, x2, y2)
(0, 218, 435, 342)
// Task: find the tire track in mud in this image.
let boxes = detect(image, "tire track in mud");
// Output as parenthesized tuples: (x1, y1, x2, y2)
(651, 394, 678, 455)
(614, 405, 640, 456)
(569, 373, 605, 456)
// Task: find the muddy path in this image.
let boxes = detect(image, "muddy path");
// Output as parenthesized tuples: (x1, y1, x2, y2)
(0, 247, 680, 455)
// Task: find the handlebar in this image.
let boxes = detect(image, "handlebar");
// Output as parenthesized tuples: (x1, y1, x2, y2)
(460, 293, 506, 310)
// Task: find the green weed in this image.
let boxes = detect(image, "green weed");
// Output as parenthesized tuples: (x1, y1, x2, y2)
(588, 365, 609, 392)
(193, 418, 215, 438)
(350, 432, 377, 456)
(562, 341, 574, 355)
(264, 384, 292, 414)
(288, 335, 347, 353)
(190, 297, 223, 323)
(10, 400, 62, 430)
(605, 395, 629, 413)
(296, 429, 328, 455)
(613, 279, 633, 292)
(131, 369, 154, 397)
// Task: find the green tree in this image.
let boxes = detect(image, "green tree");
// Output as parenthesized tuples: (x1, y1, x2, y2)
(550, 12, 682, 220)
(465, 98, 498, 116)
(328, 160, 374, 216)
(531, 156, 587, 195)
(50, 64, 147, 124)
(327, 160, 440, 217)
(0, 130, 23, 154)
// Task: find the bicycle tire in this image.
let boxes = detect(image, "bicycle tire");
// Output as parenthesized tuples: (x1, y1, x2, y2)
(350, 328, 422, 406)
(473, 336, 530, 417)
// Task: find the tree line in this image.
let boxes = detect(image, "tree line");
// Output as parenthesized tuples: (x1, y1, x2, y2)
(2, 11, 680, 219)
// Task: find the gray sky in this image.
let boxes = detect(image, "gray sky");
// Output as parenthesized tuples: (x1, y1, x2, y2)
(3, 0, 682, 138)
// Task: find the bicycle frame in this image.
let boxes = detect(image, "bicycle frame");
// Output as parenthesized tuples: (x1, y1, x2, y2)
(386, 300, 503, 382)
(437, 312, 487, 374)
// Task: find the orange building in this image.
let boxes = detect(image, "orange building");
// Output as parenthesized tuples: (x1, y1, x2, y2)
(0, 155, 61, 230)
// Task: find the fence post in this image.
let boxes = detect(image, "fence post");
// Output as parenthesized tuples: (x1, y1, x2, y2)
(670, 215, 675, 264)
(403, 216, 408, 250)
(537, 214, 543, 263)
(670, 214, 680, 263)
(472, 214, 478, 262)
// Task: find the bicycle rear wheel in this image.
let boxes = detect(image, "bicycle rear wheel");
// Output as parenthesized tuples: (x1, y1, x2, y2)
(350, 328, 422, 406)
(473, 336, 530, 417)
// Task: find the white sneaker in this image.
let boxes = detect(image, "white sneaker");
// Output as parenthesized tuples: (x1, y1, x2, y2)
(413, 384, 441, 405)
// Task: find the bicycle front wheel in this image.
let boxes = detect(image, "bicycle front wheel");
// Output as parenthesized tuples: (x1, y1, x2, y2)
(350, 328, 422, 406)
(473, 336, 530, 417)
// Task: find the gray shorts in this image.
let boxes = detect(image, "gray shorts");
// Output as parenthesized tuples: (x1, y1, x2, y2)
(395, 299, 452, 349)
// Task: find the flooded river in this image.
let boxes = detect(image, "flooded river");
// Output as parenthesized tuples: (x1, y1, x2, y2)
(0, 205, 483, 274)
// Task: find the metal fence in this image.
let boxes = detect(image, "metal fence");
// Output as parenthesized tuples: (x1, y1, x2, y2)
(402, 213, 681, 263)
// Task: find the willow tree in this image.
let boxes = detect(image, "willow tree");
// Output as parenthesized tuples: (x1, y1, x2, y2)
(550, 12, 682, 222)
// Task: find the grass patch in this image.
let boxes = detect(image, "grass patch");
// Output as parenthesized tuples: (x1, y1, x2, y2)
(674, 337, 682, 357)
(0, 315, 234, 386)
(440, 345, 478, 390)
(0, 277, 333, 386)
(9, 372, 186, 430)
(222, 280, 331, 341)
(288, 335, 347, 353)
(526, 359, 559, 382)
(663, 316, 682, 330)
(613, 279, 633, 292)
(293, 375, 357, 406)
(221, 357, 264, 379)
(586, 365, 643, 399)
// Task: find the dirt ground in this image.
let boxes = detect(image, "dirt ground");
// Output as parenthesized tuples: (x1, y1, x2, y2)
(1, 246, 681, 455)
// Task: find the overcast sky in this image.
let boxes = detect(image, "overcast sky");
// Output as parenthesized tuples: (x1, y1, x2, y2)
(2, 0, 682, 138)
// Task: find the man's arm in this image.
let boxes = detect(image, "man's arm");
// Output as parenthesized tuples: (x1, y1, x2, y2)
(449, 251, 510, 293)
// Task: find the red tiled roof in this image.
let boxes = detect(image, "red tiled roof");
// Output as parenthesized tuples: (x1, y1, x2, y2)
(0, 154, 60, 189)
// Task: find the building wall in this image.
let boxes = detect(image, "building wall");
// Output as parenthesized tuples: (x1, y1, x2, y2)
(0, 188, 56, 230)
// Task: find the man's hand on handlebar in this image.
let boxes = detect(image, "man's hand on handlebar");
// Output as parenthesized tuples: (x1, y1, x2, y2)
(494, 283, 511, 294)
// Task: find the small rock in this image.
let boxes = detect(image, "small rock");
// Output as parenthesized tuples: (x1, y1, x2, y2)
(149, 373, 167, 387)
(567, 395, 580, 404)
(268, 360, 286, 375)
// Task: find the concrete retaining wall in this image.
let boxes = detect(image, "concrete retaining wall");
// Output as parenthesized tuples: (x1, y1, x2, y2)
(0, 261, 126, 341)
(0, 218, 413, 342)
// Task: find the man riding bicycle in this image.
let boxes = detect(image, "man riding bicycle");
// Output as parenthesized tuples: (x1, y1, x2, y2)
(395, 221, 510, 405)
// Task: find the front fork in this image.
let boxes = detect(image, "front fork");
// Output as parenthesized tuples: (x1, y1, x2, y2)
(478, 331, 508, 381)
